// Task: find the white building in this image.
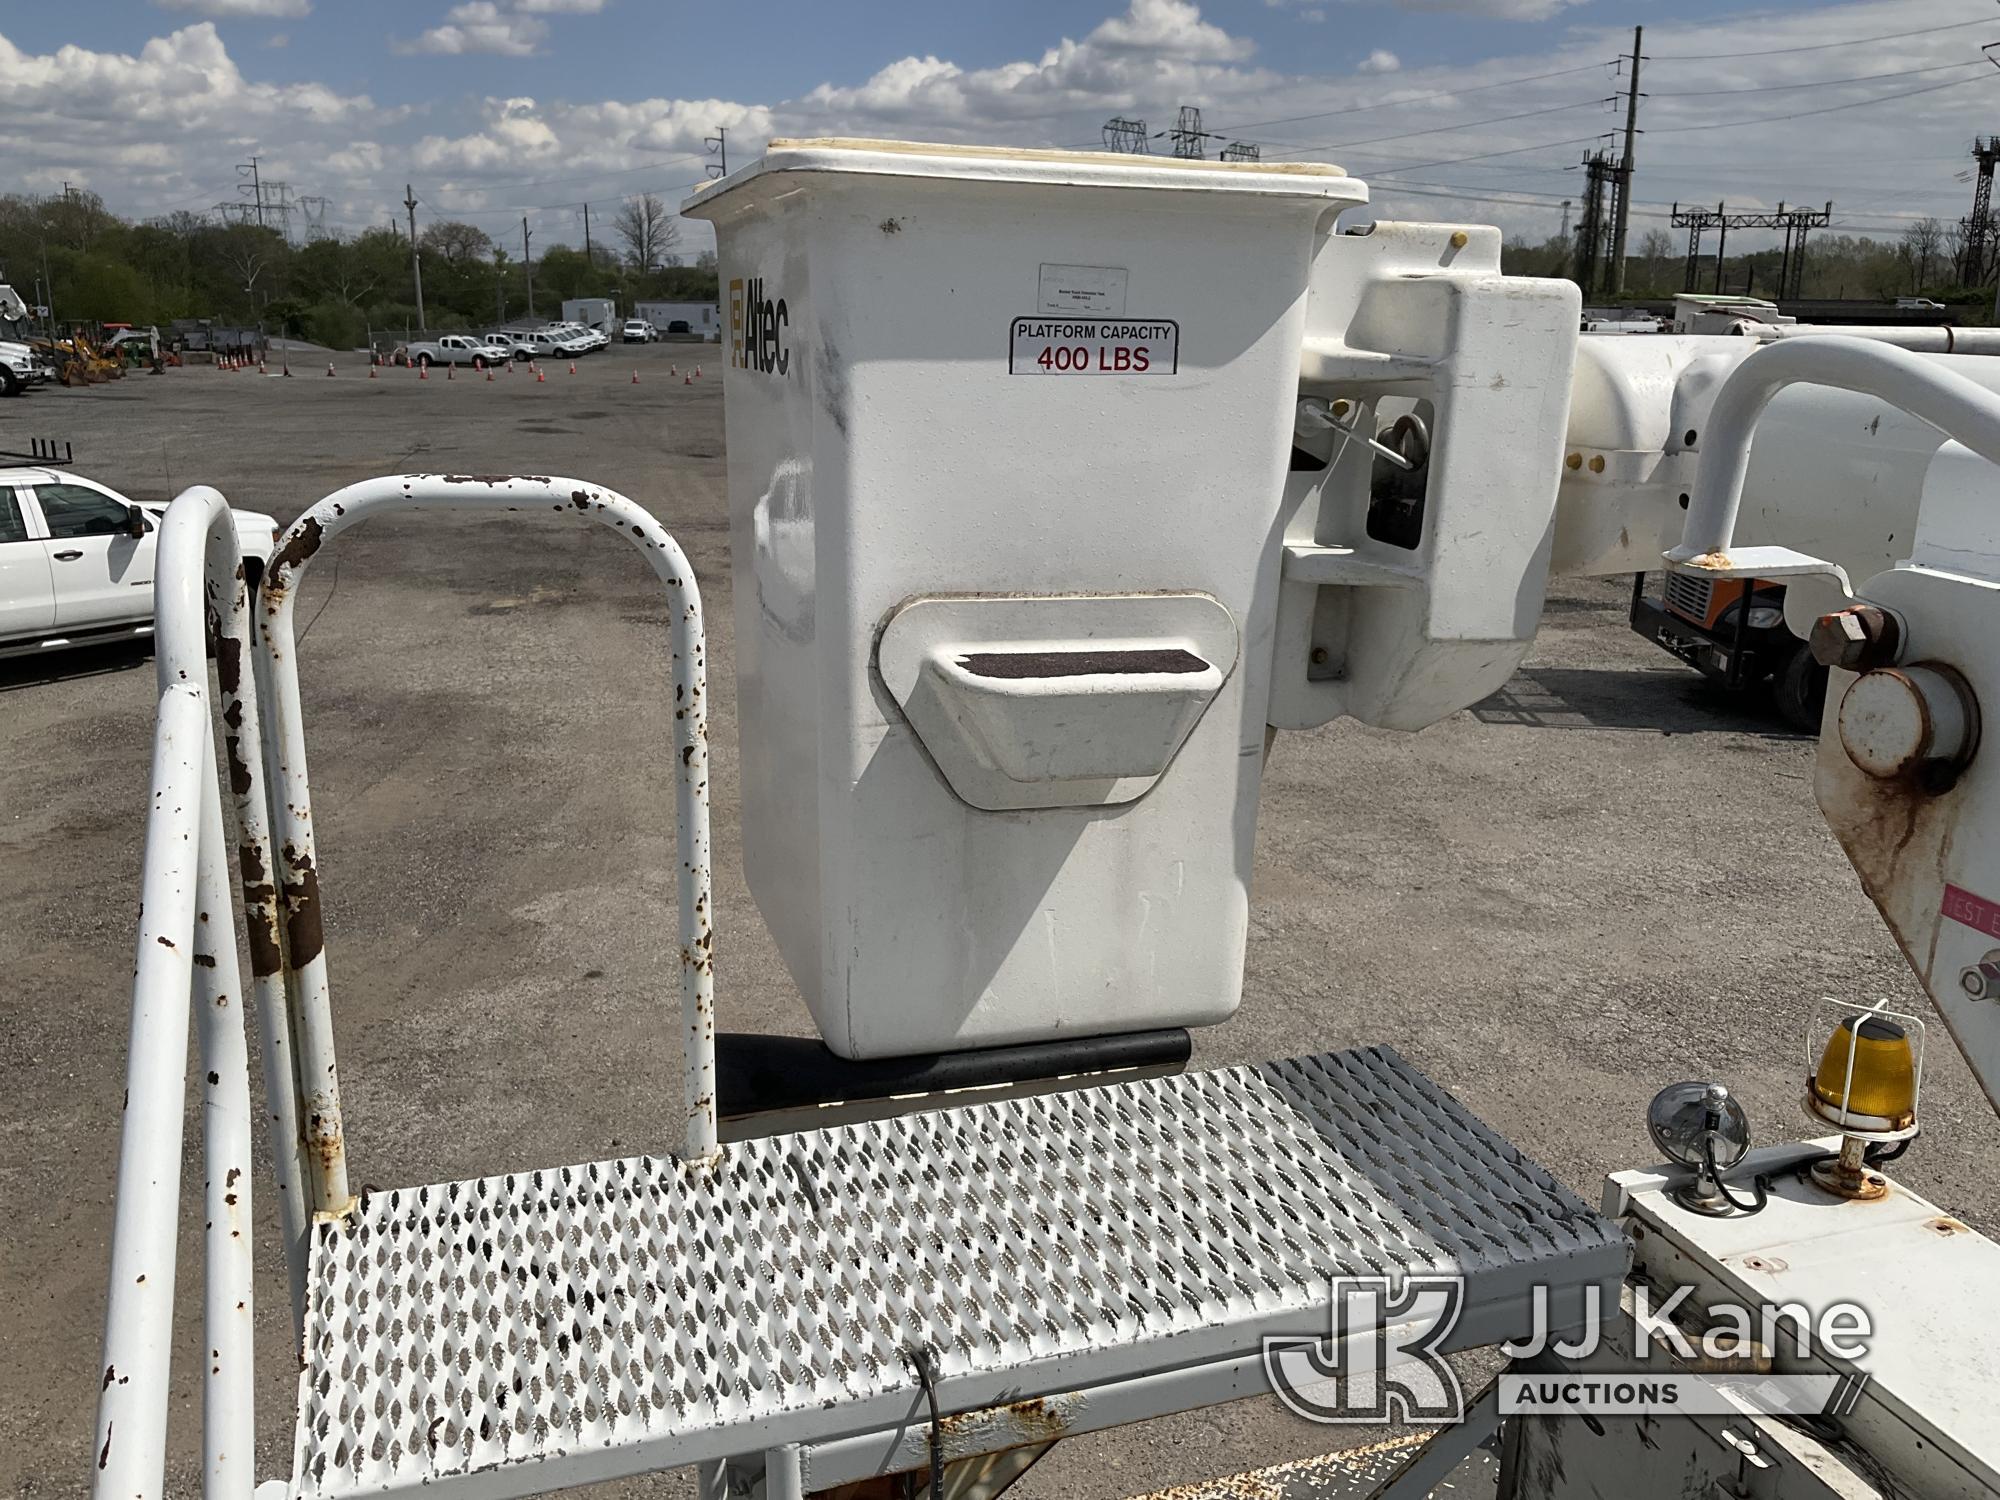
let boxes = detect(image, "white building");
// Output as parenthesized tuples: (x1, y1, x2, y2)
(634, 301, 720, 339)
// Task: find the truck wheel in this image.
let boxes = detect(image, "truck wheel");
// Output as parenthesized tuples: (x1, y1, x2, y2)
(0, 367, 20, 398)
(1774, 642, 1827, 733)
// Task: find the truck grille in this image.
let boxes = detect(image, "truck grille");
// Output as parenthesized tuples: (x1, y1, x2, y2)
(1664, 571, 1714, 622)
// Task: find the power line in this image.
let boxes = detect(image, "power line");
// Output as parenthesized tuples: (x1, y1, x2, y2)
(1646, 14, 1997, 61)
(1646, 58, 1986, 97)
(1206, 59, 1616, 136)
(1645, 66, 1999, 135)
(418, 152, 708, 206)
(1259, 96, 1613, 157)
(1332, 131, 1617, 175)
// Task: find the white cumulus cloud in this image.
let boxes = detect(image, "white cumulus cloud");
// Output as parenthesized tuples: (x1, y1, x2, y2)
(1, 0, 1983, 258)
(152, 0, 311, 16)
(396, 1, 548, 57)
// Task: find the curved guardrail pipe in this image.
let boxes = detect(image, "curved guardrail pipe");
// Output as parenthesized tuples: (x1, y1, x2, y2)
(1671, 335, 2000, 567)
(154, 487, 312, 1315)
(255, 474, 718, 1203)
(93, 687, 257, 1500)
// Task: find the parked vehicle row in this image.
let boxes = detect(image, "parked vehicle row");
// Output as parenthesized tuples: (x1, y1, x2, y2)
(393, 320, 617, 369)
(487, 322, 612, 359)
(0, 466, 278, 658)
(401, 333, 512, 370)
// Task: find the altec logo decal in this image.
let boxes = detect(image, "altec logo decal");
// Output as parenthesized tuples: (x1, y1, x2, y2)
(729, 276, 790, 376)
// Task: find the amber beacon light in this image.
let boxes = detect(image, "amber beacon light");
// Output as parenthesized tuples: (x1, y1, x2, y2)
(1804, 1001, 1924, 1201)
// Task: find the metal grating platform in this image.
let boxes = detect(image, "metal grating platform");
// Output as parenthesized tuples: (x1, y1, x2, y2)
(290, 1046, 1625, 1498)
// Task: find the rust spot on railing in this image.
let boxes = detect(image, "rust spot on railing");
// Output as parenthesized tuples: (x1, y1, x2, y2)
(282, 843, 325, 965)
(269, 514, 325, 584)
(241, 857, 284, 976)
(215, 633, 243, 694)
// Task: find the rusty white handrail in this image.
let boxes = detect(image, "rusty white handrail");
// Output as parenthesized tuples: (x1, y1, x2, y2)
(95, 491, 300, 1500)
(1670, 335, 2000, 567)
(94, 475, 715, 1500)
(94, 693, 258, 1500)
(255, 474, 718, 1217)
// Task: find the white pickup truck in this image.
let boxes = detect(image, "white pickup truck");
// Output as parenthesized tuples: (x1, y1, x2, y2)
(0, 467, 278, 658)
(0, 341, 52, 396)
(402, 333, 511, 370)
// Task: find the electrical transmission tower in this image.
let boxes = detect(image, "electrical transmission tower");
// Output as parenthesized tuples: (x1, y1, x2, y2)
(1572, 150, 1619, 297)
(1959, 136, 2000, 286)
(1157, 105, 1257, 162)
(1168, 106, 1207, 158)
(1670, 200, 1830, 298)
(298, 196, 332, 243)
(1101, 117, 1149, 154)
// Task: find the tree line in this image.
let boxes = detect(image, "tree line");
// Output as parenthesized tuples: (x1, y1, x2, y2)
(1501, 221, 1996, 312)
(0, 189, 718, 350)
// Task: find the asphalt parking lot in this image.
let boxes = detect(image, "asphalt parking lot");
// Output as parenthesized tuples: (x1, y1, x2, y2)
(4, 345, 1996, 1498)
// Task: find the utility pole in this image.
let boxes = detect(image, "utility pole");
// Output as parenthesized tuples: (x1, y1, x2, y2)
(582, 202, 593, 267)
(523, 218, 534, 317)
(1610, 25, 1642, 296)
(706, 126, 728, 179)
(240, 157, 265, 229)
(404, 184, 425, 331)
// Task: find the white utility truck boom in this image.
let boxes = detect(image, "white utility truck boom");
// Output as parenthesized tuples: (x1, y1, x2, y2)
(89, 140, 2000, 1500)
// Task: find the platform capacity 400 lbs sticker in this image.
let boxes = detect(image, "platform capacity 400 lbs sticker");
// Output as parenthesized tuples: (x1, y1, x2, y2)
(1009, 317, 1179, 375)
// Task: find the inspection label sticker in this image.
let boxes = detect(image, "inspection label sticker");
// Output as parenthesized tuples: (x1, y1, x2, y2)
(1038, 263, 1128, 315)
(1009, 317, 1179, 375)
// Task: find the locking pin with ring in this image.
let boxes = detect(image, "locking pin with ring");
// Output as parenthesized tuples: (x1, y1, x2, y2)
(1295, 398, 1419, 472)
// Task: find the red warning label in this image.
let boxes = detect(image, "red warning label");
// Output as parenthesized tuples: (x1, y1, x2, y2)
(1943, 883, 2000, 939)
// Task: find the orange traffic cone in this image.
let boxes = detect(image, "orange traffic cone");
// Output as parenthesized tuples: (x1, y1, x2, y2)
(369, 364, 377, 379)
(486, 367, 495, 382)
(536, 367, 546, 383)
(683, 374, 692, 385)
(631, 368, 639, 384)
(568, 361, 576, 376)
(259, 360, 267, 375)
(418, 363, 428, 380)
(669, 364, 677, 375)
(694, 365, 702, 378)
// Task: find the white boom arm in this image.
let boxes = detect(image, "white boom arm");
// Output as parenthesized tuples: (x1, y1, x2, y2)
(1666, 336, 2000, 1115)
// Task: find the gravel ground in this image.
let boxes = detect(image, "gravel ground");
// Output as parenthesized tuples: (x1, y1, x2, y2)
(3, 349, 1993, 1499)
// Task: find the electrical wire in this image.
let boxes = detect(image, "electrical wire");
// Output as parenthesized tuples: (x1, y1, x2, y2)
(904, 1347, 944, 1497)
(1348, 132, 1616, 175)
(1205, 58, 1618, 135)
(1647, 13, 1998, 60)
(1251, 96, 1611, 157)
(1647, 57, 1987, 97)
(418, 152, 707, 205)
(1701, 1133, 1769, 1216)
(1645, 66, 2000, 135)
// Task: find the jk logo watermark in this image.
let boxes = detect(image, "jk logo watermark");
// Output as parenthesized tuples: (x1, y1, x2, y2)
(1262, 1278, 1874, 1425)
(1261, 1275, 1466, 1424)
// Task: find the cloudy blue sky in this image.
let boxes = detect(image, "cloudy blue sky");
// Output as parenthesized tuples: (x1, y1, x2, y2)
(3, 0, 1995, 255)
